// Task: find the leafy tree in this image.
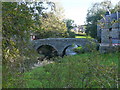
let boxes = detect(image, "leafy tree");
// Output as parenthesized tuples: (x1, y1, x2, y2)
(27, 1, 56, 25)
(63, 19, 76, 37)
(2, 2, 41, 87)
(33, 12, 67, 38)
(2, 1, 68, 88)
(86, 10, 105, 38)
(2, 2, 35, 64)
(85, 0, 113, 39)
(63, 19, 75, 31)
(30, 1, 68, 39)
(112, 1, 120, 12)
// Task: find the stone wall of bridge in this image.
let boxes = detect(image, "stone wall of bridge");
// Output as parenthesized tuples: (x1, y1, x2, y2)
(32, 38, 97, 56)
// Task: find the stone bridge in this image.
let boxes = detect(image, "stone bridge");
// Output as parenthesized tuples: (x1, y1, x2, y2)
(32, 38, 97, 56)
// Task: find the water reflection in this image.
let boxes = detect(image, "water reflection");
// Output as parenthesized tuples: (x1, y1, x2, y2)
(65, 44, 78, 55)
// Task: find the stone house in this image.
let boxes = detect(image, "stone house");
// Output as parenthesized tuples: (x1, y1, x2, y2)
(97, 12, 120, 45)
(97, 12, 120, 52)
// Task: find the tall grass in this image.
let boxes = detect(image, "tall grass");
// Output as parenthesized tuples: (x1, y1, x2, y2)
(4, 52, 119, 88)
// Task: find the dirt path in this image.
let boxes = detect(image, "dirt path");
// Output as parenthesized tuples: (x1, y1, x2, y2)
(31, 60, 54, 69)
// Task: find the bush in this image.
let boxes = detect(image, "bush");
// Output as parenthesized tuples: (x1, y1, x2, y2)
(67, 31, 76, 38)
(73, 39, 98, 54)
(73, 46, 85, 53)
(5, 52, 118, 88)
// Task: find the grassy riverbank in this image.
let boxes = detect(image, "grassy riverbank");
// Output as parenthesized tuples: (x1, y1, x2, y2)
(75, 35, 92, 39)
(5, 51, 119, 88)
(75, 33, 92, 39)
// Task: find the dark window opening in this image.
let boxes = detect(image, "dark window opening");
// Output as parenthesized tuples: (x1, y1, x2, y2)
(109, 37, 112, 39)
(109, 28, 112, 31)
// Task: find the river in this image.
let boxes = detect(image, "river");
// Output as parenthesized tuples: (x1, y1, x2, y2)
(65, 44, 78, 55)
(31, 44, 79, 69)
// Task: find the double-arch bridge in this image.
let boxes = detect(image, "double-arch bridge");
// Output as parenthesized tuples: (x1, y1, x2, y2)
(32, 38, 97, 56)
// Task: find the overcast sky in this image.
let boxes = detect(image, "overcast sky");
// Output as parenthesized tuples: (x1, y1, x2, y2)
(52, 0, 119, 25)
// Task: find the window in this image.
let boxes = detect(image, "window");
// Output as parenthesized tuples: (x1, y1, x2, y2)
(109, 37, 112, 39)
(109, 28, 112, 31)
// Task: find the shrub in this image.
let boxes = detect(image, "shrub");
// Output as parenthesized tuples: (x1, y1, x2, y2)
(67, 31, 76, 38)
(73, 46, 85, 53)
(6, 52, 118, 88)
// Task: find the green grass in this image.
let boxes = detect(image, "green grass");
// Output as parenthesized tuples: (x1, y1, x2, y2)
(0, 39, 1, 89)
(75, 33, 86, 35)
(5, 52, 119, 88)
(75, 35, 92, 39)
(0, 65, 1, 89)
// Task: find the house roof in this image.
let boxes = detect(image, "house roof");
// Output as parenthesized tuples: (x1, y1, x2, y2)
(98, 12, 120, 23)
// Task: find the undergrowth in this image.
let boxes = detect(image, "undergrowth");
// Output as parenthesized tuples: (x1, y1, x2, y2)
(3, 52, 119, 88)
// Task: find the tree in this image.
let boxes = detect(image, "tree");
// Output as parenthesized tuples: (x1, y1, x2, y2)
(85, 0, 113, 39)
(2, 2, 42, 87)
(2, 1, 68, 87)
(63, 19, 76, 37)
(34, 12, 67, 38)
(2, 2, 35, 63)
(112, 1, 120, 12)
(86, 10, 105, 38)
(27, 1, 56, 25)
(30, 1, 68, 39)
(63, 19, 75, 31)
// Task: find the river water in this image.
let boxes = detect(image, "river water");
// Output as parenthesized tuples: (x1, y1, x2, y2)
(65, 44, 78, 55)
(31, 44, 78, 69)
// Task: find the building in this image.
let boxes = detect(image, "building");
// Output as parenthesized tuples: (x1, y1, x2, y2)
(97, 12, 120, 52)
(78, 25, 86, 33)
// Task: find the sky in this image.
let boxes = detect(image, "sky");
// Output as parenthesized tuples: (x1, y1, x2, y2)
(51, 0, 119, 25)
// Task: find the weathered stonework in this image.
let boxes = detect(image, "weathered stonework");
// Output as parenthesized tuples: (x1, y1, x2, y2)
(97, 12, 120, 53)
(99, 45, 119, 53)
(32, 38, 97, 56)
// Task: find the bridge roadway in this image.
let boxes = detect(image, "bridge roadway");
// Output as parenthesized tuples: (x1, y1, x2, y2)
(32, 38, 97, 56)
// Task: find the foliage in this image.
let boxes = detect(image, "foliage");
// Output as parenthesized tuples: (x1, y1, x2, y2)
(66, 31, 76, 38)
(27, 1, 68, 39)
(4, 52, 118, 88)
(63, 19, 76, 38)
(73, 39, 97, 54)
(86, 0, 120, 39)
(2, 2, 34, 62)
(2, 1, 68, 88)
(34, 12, 68, 38)
(2, 0, 119, 88)
(86, 9, 105, 39)
(27, 1, 56, 24)
(75, 35, 92, 38)
(2, 2, 41, 87)
(73, 46, 84, 54)
(112, 1, 120, 13)
(63, 19, 75, 31)
(85, 0, 114, 39)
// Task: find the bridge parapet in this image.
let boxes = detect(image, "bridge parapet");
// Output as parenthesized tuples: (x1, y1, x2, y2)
(32, 38, 97, 56)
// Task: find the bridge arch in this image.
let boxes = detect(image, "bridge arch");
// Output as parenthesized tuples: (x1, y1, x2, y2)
(32, 38, 97, 57)
(62, 45, 72, 56)
(37, 44, 58, 58)
(62, 44, 83, 56)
